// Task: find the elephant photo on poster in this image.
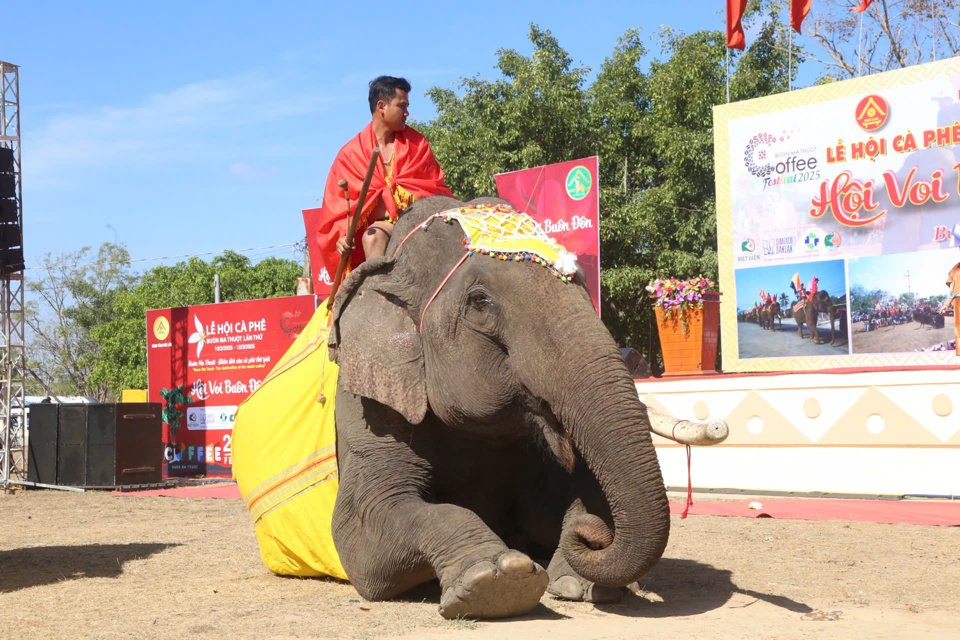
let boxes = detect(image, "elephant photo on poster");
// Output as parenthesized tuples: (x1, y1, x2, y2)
(848, 249, 958, 355)
(734, 259, 849, 359)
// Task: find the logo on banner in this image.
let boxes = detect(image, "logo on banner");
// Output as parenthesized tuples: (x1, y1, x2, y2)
(153, 316, 170, 341)
(825, 231, 842, 249)
(804, 233, 820, 250)
(188, 315, 208, 357)
(565, 166, 592, 201)
(745, 133, 777, 178)
(318, 266, 333, 285)
(855, 95, 889, 131)
(741, 239, 756, 253)
(761, 237, 793, 256)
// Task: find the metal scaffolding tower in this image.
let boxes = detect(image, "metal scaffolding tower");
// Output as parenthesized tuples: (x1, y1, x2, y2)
(1, 60, 26, 490)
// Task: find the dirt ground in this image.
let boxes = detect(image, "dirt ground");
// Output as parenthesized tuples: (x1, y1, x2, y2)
(737, 317, 849, 358)
(850, 319, 956, 355)
(2, 488, 958, 639)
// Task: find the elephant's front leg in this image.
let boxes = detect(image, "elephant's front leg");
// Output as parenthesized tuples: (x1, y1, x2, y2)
(334, 493, 548, 619)
(332, 399, 547, 619)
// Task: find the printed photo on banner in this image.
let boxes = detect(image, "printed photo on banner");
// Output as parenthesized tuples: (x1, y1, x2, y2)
(734, 259, 849, 359)
(847, 249, 958, 355)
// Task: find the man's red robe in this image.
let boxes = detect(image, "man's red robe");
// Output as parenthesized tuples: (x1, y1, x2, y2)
(308, 123, 452, 286)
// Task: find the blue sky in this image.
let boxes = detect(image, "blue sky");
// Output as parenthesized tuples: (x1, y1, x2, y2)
(6, 1, 815, 277)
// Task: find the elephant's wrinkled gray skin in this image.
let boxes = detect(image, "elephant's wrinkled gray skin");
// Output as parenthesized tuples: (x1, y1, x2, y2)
(328, 196, 670, 619)
(795, 290, 837, 345)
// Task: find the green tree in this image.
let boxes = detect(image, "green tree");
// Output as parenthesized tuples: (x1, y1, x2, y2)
(421, 21, 795, 370)
(91, 252, 301, 395)
(26, 243, 136, 400)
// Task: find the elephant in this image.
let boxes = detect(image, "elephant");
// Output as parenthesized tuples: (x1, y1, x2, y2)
(759, 301, 781, 331)
(794, 290, 837, 345)
(326, 196, 725, 620)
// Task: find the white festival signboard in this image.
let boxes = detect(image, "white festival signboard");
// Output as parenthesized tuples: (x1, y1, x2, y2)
(716, 58, 960, 371)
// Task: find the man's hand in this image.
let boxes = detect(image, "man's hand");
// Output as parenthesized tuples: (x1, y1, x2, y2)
(336, 234, 352, 256)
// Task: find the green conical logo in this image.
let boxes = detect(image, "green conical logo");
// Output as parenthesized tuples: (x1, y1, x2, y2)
(565, 166, 592, 201)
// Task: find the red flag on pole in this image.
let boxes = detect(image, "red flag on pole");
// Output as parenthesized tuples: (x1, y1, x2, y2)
(791, 0, 812, 34)
(850, 0, 872, 13)
(726, 0, 748, 50)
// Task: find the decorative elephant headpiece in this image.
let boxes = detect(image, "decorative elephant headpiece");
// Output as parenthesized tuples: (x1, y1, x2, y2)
(327, 201, 580, 426)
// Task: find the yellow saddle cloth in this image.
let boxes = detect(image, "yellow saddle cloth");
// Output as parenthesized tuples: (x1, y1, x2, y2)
(232, 303, 346, 579)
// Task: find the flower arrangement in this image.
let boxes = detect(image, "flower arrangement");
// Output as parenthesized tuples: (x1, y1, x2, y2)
(646, 276, 717, 331)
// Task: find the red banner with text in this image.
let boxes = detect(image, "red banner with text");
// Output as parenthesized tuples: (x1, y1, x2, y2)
(495, 157, 601, 315)
(146, 295, 318, 477)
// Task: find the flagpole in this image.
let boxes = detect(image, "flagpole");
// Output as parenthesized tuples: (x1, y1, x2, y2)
(726, 45, 730, 103)
(788, 26, 793, 92)
(857, 10, 864, 76)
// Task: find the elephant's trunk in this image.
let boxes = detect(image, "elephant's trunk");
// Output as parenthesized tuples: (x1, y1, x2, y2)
(531, 314, 671, 588)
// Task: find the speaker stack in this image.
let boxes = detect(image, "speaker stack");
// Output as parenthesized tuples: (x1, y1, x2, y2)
(27, 403, 164, 487)
(0, 146, 24, 275)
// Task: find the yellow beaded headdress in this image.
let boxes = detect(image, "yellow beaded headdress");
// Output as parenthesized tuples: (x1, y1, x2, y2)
(438, 204, 579, 281)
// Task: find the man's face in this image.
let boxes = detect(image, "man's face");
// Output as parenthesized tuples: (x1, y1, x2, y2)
(379, 89, 409, 132)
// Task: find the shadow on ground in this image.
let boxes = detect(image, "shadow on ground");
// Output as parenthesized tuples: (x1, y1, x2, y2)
(0, 543, 179, 593)
(595, 558, 813, 618)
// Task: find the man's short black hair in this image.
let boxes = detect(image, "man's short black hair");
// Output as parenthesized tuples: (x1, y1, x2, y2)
(369, 76, 411, 113)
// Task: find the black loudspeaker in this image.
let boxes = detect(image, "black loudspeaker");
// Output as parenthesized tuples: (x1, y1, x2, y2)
(0, 147, 12, 173)
(114, 403, 164, 486)
(57, 404, 88, 486)
(0, 223, 21, 249)
(0, 247, 24, 274)
(27, 403, 59, 484)
(51, 403, 162, 487)
(0, 173, 14, 199)
(0, 199, 15, 224)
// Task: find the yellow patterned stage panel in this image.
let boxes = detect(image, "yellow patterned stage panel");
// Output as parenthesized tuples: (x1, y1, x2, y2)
(715, 57, 960, 372)
(638, 371, 960, 496)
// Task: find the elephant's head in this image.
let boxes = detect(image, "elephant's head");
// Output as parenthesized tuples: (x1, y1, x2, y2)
(329, 196, 670, 588)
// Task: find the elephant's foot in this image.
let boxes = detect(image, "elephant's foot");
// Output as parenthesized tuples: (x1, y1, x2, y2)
(439, 551, 548, 620)
(547, 575, 625, 603)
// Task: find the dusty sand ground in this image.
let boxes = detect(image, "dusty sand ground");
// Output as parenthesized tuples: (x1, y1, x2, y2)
(737, 318, 849, 359)
(850, 319, 956, 355)
(2, 487, 958, 639)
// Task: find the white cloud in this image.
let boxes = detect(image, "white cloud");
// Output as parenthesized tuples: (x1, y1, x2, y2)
(23, 71, 342, 187)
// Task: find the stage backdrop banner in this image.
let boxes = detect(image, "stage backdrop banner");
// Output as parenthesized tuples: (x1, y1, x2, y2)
(495, 157, 601, 315)
(715, 57, 960, 372)
(147, 295, 318, 477)
(301, 208, 335, 298)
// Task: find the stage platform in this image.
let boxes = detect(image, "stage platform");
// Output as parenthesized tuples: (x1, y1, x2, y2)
(638, 367, 960, 498)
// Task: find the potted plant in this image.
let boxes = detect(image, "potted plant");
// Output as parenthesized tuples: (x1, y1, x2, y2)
(159, 385, 194, 446)
(646, 276, 721, 376)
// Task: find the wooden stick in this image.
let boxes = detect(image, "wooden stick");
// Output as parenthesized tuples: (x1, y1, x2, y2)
(326, 147, 380, 310)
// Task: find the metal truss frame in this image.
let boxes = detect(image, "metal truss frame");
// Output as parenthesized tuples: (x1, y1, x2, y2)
(1, 60, 26, 490)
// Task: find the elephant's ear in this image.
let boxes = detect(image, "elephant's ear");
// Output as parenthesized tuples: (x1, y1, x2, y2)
(329, 256, 428, 424)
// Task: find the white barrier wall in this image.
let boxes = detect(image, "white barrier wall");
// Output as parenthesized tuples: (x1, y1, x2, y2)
(638, 369, 960, 496)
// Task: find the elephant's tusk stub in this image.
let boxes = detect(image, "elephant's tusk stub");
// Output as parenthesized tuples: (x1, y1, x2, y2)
(644, 405, 729, 446)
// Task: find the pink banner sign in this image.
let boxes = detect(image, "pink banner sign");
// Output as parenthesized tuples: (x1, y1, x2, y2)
(495, 157, 601, 315)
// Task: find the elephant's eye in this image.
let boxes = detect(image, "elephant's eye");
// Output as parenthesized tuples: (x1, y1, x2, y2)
(467, 290, 491, 309)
